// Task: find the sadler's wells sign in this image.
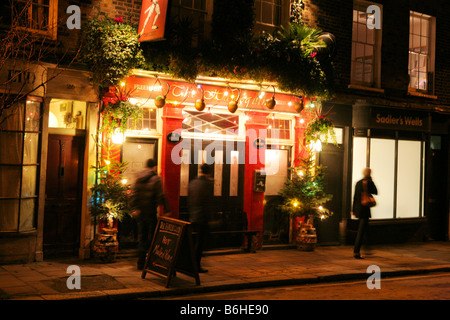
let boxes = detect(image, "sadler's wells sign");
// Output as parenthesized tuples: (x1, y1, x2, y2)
(376, 114, 423, 127)
(370, 107, 429, 131)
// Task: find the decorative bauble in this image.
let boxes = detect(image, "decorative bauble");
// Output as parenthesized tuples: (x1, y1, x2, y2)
(266, 97, 276, 110)
(195, 98, 206, 111)
(154, 96, 166, 108)
(228, 101, 238, 113)
(294, 101, 304, 113)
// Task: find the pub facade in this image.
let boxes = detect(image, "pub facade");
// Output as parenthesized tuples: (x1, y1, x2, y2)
(0, 0, 449, 264)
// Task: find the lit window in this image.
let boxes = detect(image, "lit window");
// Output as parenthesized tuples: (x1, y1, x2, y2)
(182, 110, 239, 135)
(351, 1, 382, 87)
(408, 11, 435, 93)
(255, 0, 282, 27)
(266, 117, 291, 140)
(0, 100, 42, 232)
(4, 0, 59, 40)
(127, 107, 157, 132)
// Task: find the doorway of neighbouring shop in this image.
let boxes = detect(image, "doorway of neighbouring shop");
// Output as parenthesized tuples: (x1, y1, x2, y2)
(43, 134, 84, 257)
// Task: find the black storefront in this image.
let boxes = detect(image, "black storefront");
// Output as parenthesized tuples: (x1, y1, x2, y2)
(318, 102, 449, 246)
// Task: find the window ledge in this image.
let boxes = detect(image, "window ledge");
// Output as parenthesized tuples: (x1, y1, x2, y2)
(407, 89, 437, 99)
(348, 84, 384, 93)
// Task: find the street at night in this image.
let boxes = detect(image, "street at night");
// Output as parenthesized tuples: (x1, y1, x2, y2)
(1, 0, 450, 305)
(158, 273, 450, 300)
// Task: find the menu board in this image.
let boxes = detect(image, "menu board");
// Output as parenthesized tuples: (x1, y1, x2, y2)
(141, 217, 200, 288)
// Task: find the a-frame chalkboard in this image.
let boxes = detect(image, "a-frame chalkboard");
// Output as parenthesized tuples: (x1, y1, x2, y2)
(141, 217, 200, 288)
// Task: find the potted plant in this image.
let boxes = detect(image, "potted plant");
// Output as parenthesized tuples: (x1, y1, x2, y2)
(278, 110, 335, 251)
(90, 159, 132, 262)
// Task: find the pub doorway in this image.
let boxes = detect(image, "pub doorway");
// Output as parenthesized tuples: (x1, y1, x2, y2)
(179, 139, 245, 249)
(120, 137, 159, 248)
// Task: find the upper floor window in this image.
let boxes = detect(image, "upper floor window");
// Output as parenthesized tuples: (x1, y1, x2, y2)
(408, 11, 436, 94)
(170, 0, 208, 45)
(255, 0, 282, 27)
(2, 0, 58, 40)
(351, 1, 382, 88)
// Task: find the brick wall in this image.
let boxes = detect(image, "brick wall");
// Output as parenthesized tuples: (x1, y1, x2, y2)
(303, 0, 450, 110)
(56, 0, 143, 55)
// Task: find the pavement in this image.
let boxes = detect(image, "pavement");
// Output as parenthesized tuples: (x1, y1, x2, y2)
(1, 241, 450, 300)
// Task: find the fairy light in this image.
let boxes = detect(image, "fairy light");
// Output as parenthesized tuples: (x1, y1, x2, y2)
(121, 179, 128, 185)
(300, 118, 305, 124)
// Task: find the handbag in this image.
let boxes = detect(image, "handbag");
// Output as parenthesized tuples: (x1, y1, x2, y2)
(361, 180, 376, 207)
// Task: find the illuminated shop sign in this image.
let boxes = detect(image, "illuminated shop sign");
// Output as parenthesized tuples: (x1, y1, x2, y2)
(126, 77, 306, 113)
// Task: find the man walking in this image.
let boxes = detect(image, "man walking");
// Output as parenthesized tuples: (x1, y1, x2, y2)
(131, 158, 170, 270)
(352, 167, 378, 259)
(188, 164, 214, 273)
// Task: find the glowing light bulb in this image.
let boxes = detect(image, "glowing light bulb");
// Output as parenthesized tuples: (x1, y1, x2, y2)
(224, 91, 229, 97)
(120, 82, 125, 87)
(319, 206, 323, 210)
(293, 201, 299, 207)
(121, 179, 128, 185)
(105, 160, 110, 165)
(300, 118, 305, 124)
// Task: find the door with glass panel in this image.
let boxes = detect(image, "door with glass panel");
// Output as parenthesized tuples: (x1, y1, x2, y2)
(179, 139, 245, 248)
(43, 135, 84, 256)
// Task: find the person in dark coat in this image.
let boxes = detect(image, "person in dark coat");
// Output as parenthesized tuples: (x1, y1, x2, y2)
(352, 167, 378, 259)
(188, 163, 214, 273)
(131, 158, 170, 270)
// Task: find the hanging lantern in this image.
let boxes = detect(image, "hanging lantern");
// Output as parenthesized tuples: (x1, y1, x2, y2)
(228, 87, 240, 113)
(294, 96, 304, 113)
(154, 80, 170, 108)
(195, 84, 206, 111)
(265, 85, 276, 110)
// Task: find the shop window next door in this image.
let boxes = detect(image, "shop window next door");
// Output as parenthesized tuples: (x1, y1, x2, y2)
(44, 134, 84, 256)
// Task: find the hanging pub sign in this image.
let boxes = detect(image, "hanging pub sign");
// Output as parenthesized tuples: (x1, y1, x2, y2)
(138, 0, 169, 42)
(141, 217, 200, 288)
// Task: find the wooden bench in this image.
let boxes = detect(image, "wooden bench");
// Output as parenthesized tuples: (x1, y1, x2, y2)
(208, 230, 259, 253)
(190, 211, 259, 253)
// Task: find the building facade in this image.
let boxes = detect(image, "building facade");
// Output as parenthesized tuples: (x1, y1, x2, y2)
(0, 0, 448, 264)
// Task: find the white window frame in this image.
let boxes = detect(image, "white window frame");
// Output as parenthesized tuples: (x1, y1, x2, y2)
(351, 1, 382, 88)
(254, 0, 283, 28)
(408, 11, 436, 95)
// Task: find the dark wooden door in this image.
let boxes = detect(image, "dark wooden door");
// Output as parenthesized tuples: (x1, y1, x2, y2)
(317, 141, 345, 245)
(427, 135, 449, 240)
(179, 139, 245, 248)
(43, 134, 84, 256)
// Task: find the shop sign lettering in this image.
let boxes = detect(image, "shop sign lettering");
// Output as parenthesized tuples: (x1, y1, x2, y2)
(376, 114, 424, 127)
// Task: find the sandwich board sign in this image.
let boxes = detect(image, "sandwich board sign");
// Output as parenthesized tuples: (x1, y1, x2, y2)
(141, 217, 200, 288)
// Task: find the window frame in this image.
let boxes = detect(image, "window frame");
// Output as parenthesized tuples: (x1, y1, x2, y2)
(9, 0, 58, 40)
(0, 98, 42, 232)
(351, 130, 426, 220)
(254, 0, 283, 28)
(408, 11, 436, 95)
(350, 1, 383, 88)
